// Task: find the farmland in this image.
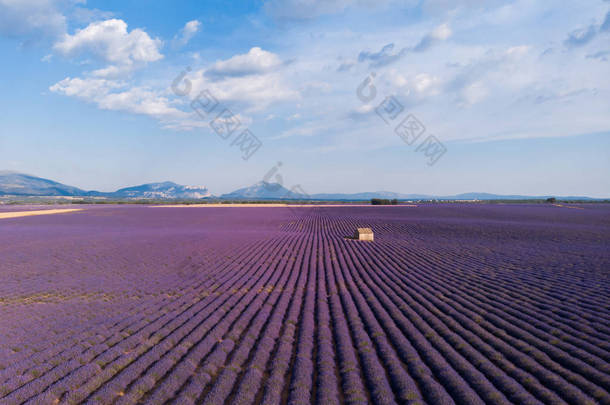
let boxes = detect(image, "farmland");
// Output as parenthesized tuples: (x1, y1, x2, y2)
(0, 204, 609, 404)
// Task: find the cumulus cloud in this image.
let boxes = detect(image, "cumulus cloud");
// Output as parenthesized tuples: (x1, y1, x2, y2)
(172, 20, 201, 49)
(0, 0, 67, 41)
(50, 77, 122, 99)
(53, 19, 163, 76)
(204, 47, 284, 80)
(50, 76, 190, 126)
(89, 65, 133, 78)
(49, 74, 264, 130)
(191, 70, 299, 111)
(38, 0, 610, 147)
(50, 45, 296, 130)
(194, 48, 299, 110)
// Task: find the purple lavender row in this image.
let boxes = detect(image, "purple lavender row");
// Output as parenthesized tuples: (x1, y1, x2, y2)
(256, 228, 315, 405)
(201, 234, 309, 405)
(43, 235, 278, 399)
(382, 241, 610, 401)
(286, 229, 318, 405)
(346, 238, 543, 405)
(361, 236, 603, 404)
(1, 238, 257, 390)
(111, 234, 294, 404)
(192, 235, 303, 404)
(319, 218, 427, 404)
(418, 238, 610, 335)
(227, 234, 312, 405)
(320, 232, 398, 404)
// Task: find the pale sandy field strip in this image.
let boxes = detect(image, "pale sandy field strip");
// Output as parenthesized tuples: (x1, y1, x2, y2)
(0, 208, 83, 219)
(553, 203, 585, 209)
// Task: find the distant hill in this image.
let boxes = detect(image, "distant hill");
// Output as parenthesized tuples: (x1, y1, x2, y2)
(0, 171, 86, 196)
(0, 172, 210, 200)
(308, 191, 598, 201)
(220, 181, 306, 199)
(223, 183, 601, 201)
(91, 182, 211, 199)
(442, 192, 598, 201)
(0, 171, 604, 201)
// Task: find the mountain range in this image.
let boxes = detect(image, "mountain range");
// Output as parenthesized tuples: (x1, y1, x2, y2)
(0, 172, 210, 200)
(0, 171, 604, 201)
(218, 182, 603, 201)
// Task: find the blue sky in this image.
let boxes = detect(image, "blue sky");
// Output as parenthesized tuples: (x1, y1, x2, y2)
(0, 0, 609, 197)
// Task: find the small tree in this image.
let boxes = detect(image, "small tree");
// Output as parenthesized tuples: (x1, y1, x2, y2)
(545, 197, 556, 203)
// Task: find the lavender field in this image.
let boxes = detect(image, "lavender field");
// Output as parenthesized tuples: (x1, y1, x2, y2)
(1, 204, 609, 405)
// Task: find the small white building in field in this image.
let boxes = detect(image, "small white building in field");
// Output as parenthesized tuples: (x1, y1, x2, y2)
(354, 228, 374, 241)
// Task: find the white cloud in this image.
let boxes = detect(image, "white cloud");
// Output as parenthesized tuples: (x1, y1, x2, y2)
(172, 20, 201, 49)
(50, 76, 120, 98)
(505, 45, 530, 57)
(90, 65, 132, 78)
(412, 73, 440, 94)
(50, 76, 189, 126)
(432, 23, 452, 40)
(384, 71, 439, 96)
(386, 70, 409, 87)
(53, 19, 163, 76)
(39, 0, 610, 149)
(413, 23, 452, 52)
(49, 45, 296, 130)
(0, 0, 67, 40)
(48, 69, 279, 130)
(191, 70, 299, 111)
(205, 47, 284, 80)
(346, 103, 375, 121)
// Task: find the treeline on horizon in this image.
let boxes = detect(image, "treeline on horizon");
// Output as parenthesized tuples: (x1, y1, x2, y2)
(370, 198, 399, 205)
